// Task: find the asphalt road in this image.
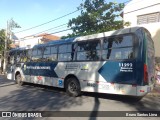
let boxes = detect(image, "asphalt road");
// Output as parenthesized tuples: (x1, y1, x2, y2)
(0, 75, 160, 120)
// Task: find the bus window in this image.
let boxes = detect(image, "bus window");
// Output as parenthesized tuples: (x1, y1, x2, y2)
(31, 48, 43, 62)
(50, 46, 58, 61)
(20, 50, 28, 63)
(20, 51, 24, 62)
(44, 46, 50, 55)
(27, 49, 32, 62)
(43, 46, 51, 61)
(51, 46, 58, 54)
(43, 46, 58, 62)
(9, 52, 15, 64)
(112, 35, 133, 48)
(77, 40, 101, 61)
(102, 35, 134, 60)
(16, 51, 21, 63)
(37, 47, 43, 56)
(58, 44, 74, 61)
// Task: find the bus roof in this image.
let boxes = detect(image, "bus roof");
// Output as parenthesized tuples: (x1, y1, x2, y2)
(33, 37, 76, 49)
(33, 26, 145, 48)
(9, 47, 29, 52)
(75, 26, 143, 41)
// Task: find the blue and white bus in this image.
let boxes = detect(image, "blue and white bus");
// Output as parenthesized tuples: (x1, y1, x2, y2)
(7, 27, 155, 97)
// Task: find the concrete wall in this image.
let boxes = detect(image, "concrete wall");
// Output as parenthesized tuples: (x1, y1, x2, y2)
(123, 0, 160, 58)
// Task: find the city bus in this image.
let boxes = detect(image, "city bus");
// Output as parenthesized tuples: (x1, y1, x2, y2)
(6, 27, 155, 97)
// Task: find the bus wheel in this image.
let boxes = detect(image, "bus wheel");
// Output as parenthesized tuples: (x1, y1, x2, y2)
(66, 77, 81, 97)
(16, 74, 24, 86)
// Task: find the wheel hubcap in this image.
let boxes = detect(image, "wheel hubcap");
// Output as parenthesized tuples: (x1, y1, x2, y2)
(69, 82, 77, 92)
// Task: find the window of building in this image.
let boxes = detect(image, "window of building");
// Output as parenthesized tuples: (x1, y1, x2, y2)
(137, 12, 160, 25)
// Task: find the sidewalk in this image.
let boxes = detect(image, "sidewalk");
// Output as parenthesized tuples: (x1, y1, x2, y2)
(0, 74, 15, 87)
(148, 84, 160, 96)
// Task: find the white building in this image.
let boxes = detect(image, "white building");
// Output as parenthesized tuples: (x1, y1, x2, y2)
(17, 34, 60, 49)
(19, 36, 42, 49)
(123, 0, 160, 61)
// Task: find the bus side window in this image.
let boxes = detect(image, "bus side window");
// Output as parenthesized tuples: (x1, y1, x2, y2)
(50, 45, 58, 61)
(43, 46, 52, 62)
(27, 49, 32, 62)
(102, 35, 134, 60)
(58, 44, 74, 61)
(20, 51, 24, 62)
(9, 52, 14, 64)
(10, 56, 14, 64)
(16, 51, 21, 63)
(31, 49, 43, 62)
(21, 50, 28, 63)
(77, 40, 101, 61)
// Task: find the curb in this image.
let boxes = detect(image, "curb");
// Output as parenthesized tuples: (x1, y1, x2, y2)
(147, 85, 160, 96)
(0, 82, 16, 87)
(0, 75, 15, 87)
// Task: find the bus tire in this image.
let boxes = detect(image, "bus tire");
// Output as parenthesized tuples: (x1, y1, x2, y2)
(66, 77, 81, 97)
(16, 74, 24, 86)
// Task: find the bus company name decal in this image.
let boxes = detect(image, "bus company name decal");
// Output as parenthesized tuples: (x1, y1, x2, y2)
(26, 66, 51, 70)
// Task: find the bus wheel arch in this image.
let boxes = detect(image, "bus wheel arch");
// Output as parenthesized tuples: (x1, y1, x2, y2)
(15, 71, 24, 86)
(64, 74, 81, 97)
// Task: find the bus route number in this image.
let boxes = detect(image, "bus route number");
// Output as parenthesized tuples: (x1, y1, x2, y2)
(119, 63, 133, 72)
(119, 63, 133, 67)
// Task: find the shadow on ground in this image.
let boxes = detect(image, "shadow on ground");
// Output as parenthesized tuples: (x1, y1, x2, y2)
(0, 82, 83, 112)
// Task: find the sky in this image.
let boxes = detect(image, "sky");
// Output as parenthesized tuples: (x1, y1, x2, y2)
(0, 0, 128, 39)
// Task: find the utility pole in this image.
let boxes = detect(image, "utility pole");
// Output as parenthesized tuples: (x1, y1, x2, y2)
(2, 19, 20, 74)
(3, 21, 8, 74)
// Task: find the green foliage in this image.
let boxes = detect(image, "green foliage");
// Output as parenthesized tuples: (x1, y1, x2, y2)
(9, 18, 21, 30)
(0, 29, 12, 54)
(0, 19, 20, 53)
(0, 29, 5, 53)
(67, 0, 127, 37)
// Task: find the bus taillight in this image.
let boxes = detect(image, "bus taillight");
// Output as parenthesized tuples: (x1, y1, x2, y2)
(144, 64, 148, 83)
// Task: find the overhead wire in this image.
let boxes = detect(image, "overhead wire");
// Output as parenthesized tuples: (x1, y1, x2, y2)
(32, 0, 131, 37)
(15, 9, 81, 34)
(19, 0, 132, 39)
(31, 23, 68, 36)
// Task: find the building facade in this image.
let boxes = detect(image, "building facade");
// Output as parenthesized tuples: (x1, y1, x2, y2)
(16, 34, 60, 49)
(123, 0, 160, 61)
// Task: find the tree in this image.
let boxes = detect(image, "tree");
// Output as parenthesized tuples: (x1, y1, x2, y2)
(0, 19, 20, 73)
(67, 0, 129, 37)
(0, 29, 12, 53)
(0, 29, 5, 53)
(9, 18, 21, 30)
